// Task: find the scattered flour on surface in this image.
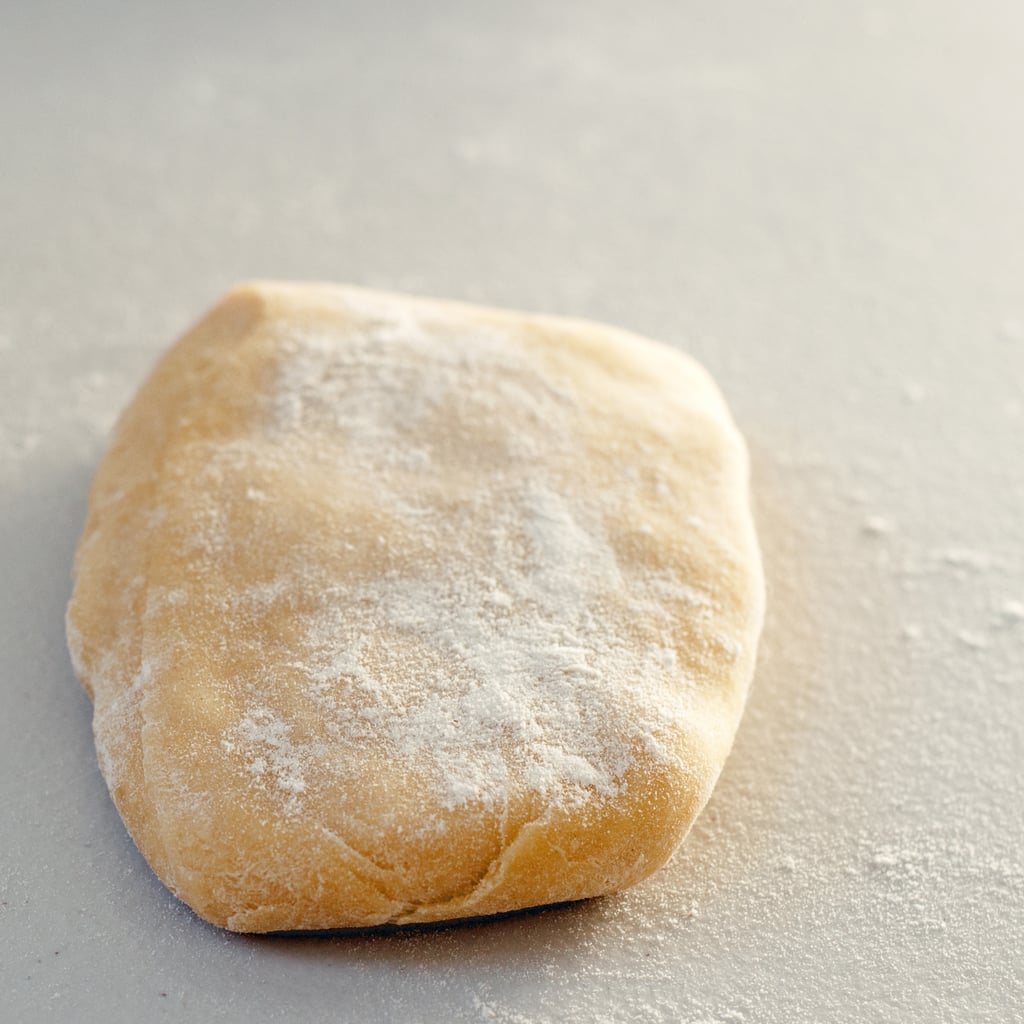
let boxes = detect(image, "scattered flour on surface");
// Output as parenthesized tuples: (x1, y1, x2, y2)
(929, 547, 997, 574)
(997, 317, 1024, 341)
(999, 599, 1024, 623)
(901, 381, 926, 404)
(861, 515, 894, 537)
(955, 629, 989, 651)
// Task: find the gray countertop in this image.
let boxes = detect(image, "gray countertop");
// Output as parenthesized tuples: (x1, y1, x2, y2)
(2, 2, 1022, 1021)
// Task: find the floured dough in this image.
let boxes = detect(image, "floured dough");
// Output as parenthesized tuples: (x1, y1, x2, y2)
(66, 282, 765, 932)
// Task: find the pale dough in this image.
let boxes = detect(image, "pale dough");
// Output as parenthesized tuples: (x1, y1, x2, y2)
(66, 282, 765, 932)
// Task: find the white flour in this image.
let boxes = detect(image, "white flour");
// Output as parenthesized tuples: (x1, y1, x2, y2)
(221, 303, 720, 818)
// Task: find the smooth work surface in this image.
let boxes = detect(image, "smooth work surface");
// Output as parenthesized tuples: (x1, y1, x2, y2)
(2, 2, 1022, 1021)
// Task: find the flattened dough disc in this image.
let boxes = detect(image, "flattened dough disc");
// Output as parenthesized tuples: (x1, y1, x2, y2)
(66, 282, 765, 932)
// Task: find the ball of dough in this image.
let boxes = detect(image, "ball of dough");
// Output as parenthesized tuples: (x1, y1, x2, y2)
(66, 282, 764, 932)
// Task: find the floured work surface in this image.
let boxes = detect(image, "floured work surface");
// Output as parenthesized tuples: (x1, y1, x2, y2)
(65, 282, 764, 932)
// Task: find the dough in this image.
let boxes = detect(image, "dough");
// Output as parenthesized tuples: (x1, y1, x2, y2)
(66, 282, 764, 932)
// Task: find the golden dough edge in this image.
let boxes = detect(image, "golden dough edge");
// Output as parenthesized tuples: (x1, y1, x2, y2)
(189, 732, 721, 933)
(66, 285, 273, 906)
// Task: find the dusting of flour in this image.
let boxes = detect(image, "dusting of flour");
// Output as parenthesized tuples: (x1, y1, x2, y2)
(216, 292, 728, 821)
